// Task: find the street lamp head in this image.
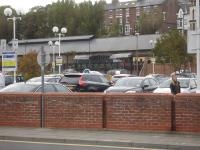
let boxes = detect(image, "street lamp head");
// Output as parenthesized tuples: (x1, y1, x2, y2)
(61, 27, 67, 34)
(4, 8, 12, 17)
(48, 41, 53, 46)
(55, 41, 60, 46)
(52, 26, 59, 33)
(16, 9, 25, 16)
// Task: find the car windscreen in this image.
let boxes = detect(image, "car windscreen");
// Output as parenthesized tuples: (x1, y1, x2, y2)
(159, 79, 190, 88)
(115, 78, 143, 87)
(0, 84, 38, 92)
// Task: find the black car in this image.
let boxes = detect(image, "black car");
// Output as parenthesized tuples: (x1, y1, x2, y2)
(104, 77, 159, 93)
(59, 73, 111, 92)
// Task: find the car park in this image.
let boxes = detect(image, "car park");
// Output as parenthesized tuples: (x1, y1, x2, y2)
(104, 77, 159, 93)
(0, 82, 71, 93)
(153, 78, 197, 93)
(59, 73, 111, 92)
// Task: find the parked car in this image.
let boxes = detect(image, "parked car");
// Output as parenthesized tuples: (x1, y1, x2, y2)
(104, 77, 159, 93)
(27, 76, 61, 83)
(0, 82, 71, 93)
(111, 74, 135, 85)
(5, 75, 24, 86)
(107, 69, 130, 76)
(145, 74, 170, 84)
(153, 78, 197, 93)
(176, 72, 196, 78)
(59, 73, 111, 92)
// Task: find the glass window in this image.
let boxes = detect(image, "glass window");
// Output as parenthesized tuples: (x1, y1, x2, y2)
(143, 79, 150, 86)
(37, 84, 56, 92)
(115, 78, 142, 87)
(60, 75, 81, 84)
(190, 79, 197, 89)
(54, 84, 70, 92)
(0, 84, 38, 92)
(149, 79, 158, 86)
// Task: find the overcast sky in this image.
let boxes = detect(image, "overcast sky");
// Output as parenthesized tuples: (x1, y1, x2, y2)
(0, 0, 118, 13)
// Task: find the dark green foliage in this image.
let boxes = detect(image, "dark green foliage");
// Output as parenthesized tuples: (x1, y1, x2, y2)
(153, 30, 192, 71)
(0, 0, 105, 40)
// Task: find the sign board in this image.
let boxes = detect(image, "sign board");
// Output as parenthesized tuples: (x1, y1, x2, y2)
(37, 50, 50, 67)
(187, 30, 200, 54)
(56, 56, 63, 66)
(0, 39, 6, 50)
(2, 51, 17, 71)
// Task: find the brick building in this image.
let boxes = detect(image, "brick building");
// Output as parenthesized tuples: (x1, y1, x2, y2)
(104, 0, 181, 35)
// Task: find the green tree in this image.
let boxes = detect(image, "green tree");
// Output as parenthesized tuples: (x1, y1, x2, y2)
(106, 22, 121, 37)
(18, 51, 40, 80)
(153, 30, 192, 71)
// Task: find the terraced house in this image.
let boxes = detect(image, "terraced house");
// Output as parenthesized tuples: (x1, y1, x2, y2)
(104, 0, 185, 35)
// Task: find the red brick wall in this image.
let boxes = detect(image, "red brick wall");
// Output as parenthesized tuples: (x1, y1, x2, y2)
(44, 93, 104, 129)
(105, 94, 173, 131)
(175, 94, 200, 132)
(0, 93, 200, 133)
(0, 93, 41, 127)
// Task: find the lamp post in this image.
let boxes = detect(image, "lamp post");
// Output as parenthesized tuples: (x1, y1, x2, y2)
(52, 26, 67, 74)
(135, 32, 139, 76)
(4, 8, 22, 83)
(149, 40, 156, 74)
(48, 41, 58, 74)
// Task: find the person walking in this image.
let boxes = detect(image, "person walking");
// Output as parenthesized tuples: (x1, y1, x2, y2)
(170, 72, 180, 95)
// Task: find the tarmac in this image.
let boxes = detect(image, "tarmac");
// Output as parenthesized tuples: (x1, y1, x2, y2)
(0, 127, 199, 150)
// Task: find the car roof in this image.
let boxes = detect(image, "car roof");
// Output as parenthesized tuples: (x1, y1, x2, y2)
(120, 76, 145, 80)
(16, 82, 62, 85)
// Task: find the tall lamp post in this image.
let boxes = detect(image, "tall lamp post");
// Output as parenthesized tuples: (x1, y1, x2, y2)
(52, 26, 67, 74)
(149, 40, 156, 74)
(4, 8, 22, 83)
(135, 32, 139, 75)
(48, 41, 59, 74)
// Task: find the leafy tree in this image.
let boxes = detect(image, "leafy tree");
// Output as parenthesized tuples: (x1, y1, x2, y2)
(18, 51, 40, 80)
(139, 7, 163, 34)
(153, 30, 192, 71)
(106, 22, 121, 37)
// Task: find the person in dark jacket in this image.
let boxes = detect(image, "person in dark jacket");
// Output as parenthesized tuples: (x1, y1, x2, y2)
(170, 73, 180, 95)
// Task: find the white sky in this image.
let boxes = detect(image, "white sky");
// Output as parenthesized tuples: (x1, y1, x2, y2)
(0, 0, 118, 13)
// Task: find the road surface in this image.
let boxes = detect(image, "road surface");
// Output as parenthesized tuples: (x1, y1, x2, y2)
(0, 140, 166, 150)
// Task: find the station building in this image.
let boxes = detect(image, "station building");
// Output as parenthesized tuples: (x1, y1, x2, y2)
(8, 34, 160, 74)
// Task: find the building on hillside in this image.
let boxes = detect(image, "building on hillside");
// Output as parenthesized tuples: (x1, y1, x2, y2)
(7, 34, 160, 74)
(104, 0, 185, 35)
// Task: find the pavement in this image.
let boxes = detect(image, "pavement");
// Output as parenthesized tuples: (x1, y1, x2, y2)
(0, 127, 199, 150)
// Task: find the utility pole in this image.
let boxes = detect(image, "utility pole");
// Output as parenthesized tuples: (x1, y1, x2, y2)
(196, 0, 200, 93)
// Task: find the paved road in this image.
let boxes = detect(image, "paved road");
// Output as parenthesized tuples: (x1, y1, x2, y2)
(0, 140, 166, 150)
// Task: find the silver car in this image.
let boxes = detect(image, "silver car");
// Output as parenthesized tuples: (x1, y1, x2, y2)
(0, 82, 72, 93)
(153, 78, 197, 93)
